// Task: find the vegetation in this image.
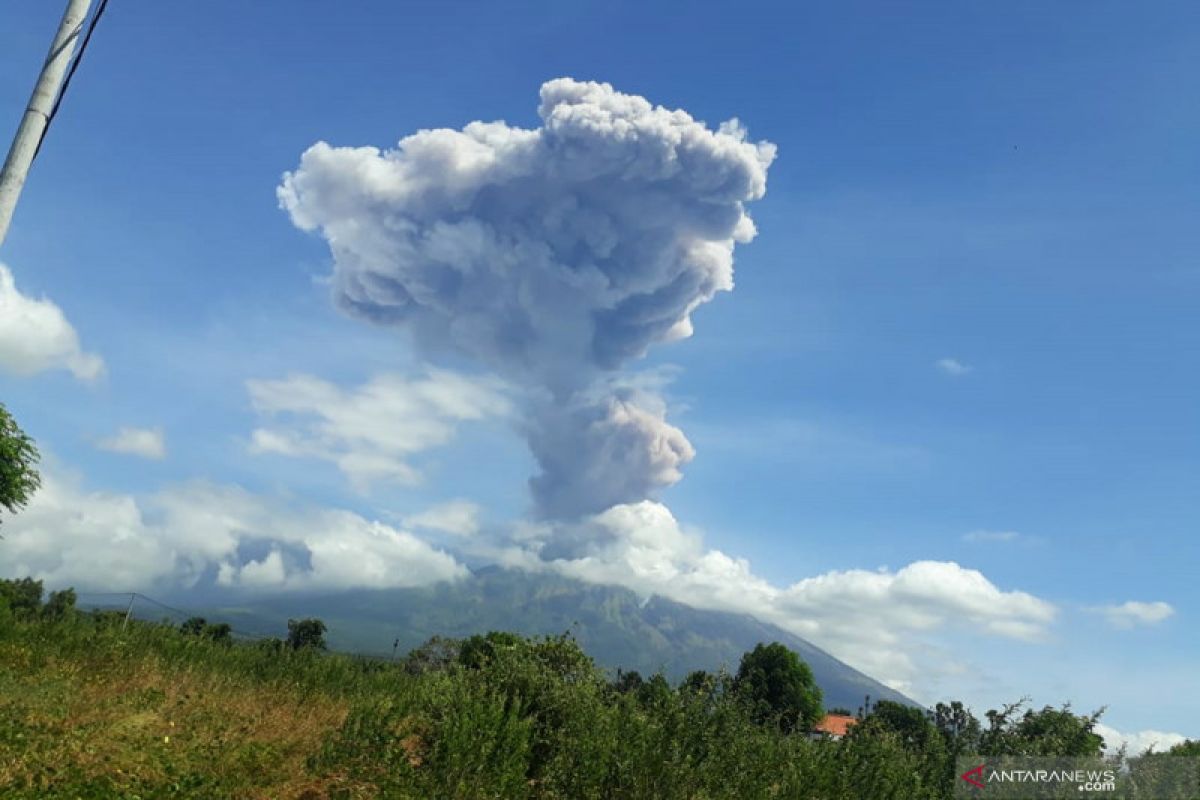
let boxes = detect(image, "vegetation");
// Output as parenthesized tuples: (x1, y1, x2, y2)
(0, 403, 40, 531)
(179, 617, 233, 644)
(228, 566, 915, 712)
(732, 641, 823, 733)
(3, 577, 1193, 799)
(287, 618, 329, 651)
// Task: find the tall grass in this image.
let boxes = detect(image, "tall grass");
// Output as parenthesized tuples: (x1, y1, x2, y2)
(1, 611, 1193, 799)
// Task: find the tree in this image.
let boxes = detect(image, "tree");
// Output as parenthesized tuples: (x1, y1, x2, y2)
(933, 700, 981, 755)
(1167, 740, 1200, 757)
(180, 616, 231, 643)
(679, 669, 718, 697)
(733, 642, 824, 733)
(857, 700, 939, 751)
(611, 668, 645, 695)
(980, 700, 1105, 757)
(636, 673, 672, 708)
(459, 631, 522, 669)
(42, 588, 76, 619)
(204, 622, 232, 644)
(286, 617, 327, 651)
(0, 404, 41, 530)
(0, 576, 43, 617)
(403, 635, 461, 675)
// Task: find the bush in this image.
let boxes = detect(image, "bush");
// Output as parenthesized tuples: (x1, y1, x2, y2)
(285, 617, 327, 651)
(0, 577, 43, 618)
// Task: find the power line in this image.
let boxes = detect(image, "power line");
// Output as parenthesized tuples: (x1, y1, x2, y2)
(74, 590, 274, 642)
(32, 0, 111, 162)
(129, 592, 194, 620)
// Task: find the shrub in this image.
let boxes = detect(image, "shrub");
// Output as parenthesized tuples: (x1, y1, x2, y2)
(286, 618, 327, 651)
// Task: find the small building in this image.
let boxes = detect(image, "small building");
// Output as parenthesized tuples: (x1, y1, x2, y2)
(810, 713, 858, 740)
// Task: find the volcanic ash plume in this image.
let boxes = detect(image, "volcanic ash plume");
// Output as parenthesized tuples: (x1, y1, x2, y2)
(280, 78, 774, 518)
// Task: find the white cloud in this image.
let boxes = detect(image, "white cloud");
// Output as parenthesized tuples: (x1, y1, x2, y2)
(0, 468, 467, 594)
(246, 369, 510, 492)
(97, 427, 167, 460)
(0, 471, 173, 591)
(517, 500, 1058, 691)
(0, 263, 104, 382)
(1095, 723, 1190, 756)
(936, 357, 971, 376)
(404, 499, 482, 536)
(963, 529, 1021, 543)
(1098, 600, 1175, 630)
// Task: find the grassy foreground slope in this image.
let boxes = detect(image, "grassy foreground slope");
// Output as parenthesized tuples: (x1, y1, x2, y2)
(3, 606, 1195, 799)
(0, 613, 937, 799)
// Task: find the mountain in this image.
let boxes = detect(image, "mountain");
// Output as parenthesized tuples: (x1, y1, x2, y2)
(198, 566, 918, 713)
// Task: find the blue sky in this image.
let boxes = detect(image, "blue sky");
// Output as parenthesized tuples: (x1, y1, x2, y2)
(1, 0, 1197, 747)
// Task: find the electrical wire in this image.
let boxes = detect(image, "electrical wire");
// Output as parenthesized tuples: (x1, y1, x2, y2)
(32, 0, 111, 162)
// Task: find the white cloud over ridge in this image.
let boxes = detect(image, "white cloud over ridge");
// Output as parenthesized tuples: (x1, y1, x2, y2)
(0, 264, 104, 382)
(0, 470, 466, 594)
(279, 78, 774, 517)
(246, 370, 510, 491)
(506, 500, 1059, 691)
(97, 427, 167, 460)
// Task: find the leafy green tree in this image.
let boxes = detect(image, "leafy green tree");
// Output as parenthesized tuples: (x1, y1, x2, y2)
(679, 669, 717, 696)
(980, 700, 1106, 757)
(0, 404, 41, 530)
(933, 699, 982, 755)
(827, 706, 853, 716)
(636, 673, 672, 708)
(403, 635, 461, 675)
(527, 631, 595, 680)
(859, 700, 939, 751)
(205, 622, 232, 643)
(42, 588, 76, 619)
(286, 617, 328, 651)
(0, 576, 43, 617)
(611, 668, 645, 694)
(1167, 739, 1200, 757)
(180, 616, 208, 636)
(459, 630, 522, 669)
(732, 642, 823, 733)
(88, 609, 126, 627)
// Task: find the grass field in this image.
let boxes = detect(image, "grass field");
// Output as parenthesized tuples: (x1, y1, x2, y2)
(0, 610, 947, 799)
(2, 606, 1193, 799)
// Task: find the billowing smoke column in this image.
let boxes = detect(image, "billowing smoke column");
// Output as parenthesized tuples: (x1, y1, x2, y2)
(280, 78, 774, 518)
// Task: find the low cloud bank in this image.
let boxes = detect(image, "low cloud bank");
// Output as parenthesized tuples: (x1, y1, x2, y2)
(1, 470, 466, 595)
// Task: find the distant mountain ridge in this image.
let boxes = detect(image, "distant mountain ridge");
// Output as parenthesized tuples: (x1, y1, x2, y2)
(205, 565, 919, 713)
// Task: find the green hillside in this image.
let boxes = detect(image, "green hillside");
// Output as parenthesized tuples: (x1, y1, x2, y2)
(201, 566, 914, 713)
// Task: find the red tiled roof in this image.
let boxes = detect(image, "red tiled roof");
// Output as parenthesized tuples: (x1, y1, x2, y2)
(813, 714, 858, 737)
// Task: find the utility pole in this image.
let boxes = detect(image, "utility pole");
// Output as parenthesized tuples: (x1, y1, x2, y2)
(122, 592, 136, 630)
(0, 0, 95, 249)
